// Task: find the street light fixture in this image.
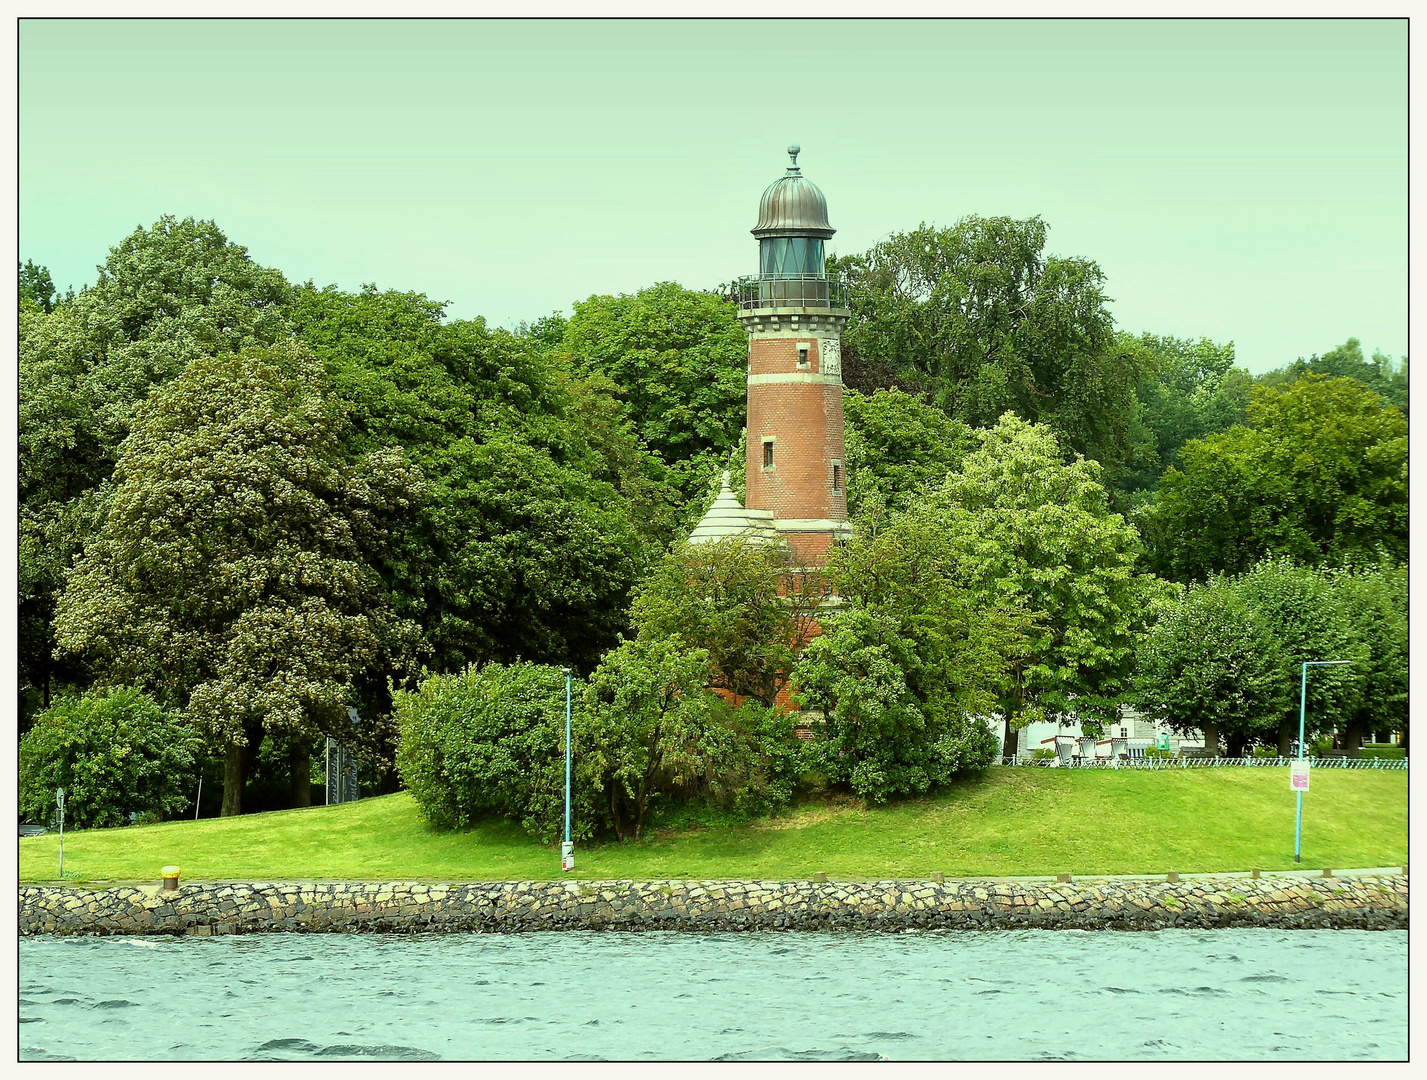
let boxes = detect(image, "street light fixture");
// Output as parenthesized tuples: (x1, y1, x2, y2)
(1294, 660, 1353, 863)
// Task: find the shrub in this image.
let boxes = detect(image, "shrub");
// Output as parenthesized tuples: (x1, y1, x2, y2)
(1358, 744, 1406, 761)
(699, 698, 803, 818)
(18, 687, 201, 829)
(394, 662, 602, 842)
(582, 636, 801, 838)
(792, 608, 998, 803)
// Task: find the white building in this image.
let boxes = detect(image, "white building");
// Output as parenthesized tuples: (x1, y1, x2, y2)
(1000, 708, 1203, 761)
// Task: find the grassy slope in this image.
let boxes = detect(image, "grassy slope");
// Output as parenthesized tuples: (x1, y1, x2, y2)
(18, 768, 1407, 883)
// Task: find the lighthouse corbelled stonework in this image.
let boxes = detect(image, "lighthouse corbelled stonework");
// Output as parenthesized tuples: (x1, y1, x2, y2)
(736, 146, 851, 566)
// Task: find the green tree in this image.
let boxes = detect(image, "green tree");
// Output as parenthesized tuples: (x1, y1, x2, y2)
(585, 635, 720, 839)
(289, 283, 653, 676)
(19, 259, 57, 313)
(393, 661, 602, 842)
(1135, 577, 1292, 756)
(842, 387, 973, 522)
(923, 414, 1170, 755)
(629, 537, 824, 708)
(53, 345, 422, 816)
(19, 687, 201, 830)
(1231, 558, 1366, 756)
(830, 217, 1143, 478)
(19, 218, 292, 715)
(560, 282, 748, 502)
(1329, 563, 1409, 755)
(1149, 374, 1409, 581)
(1112, 332, 1251, 500)
(1259, 337, 1408, 416)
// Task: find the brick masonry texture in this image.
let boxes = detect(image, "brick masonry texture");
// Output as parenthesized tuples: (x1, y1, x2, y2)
(745, 333, 847, 556)
(19, 876, 1406, 936)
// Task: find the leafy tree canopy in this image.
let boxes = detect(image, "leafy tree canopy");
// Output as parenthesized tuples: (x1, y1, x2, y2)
(287, 283, 656, 676)
(842, 388, 973, 523)
(560, 282, 748, 502)
(1135, 576, 1290, 756)
(921, 413, 1171, 749)
(19, 687, 201, 830)
(1328, 563, 1409, 753)
(1148, 373, 1408, 581)
(19, 259, 58, 313)
(1229, 558, 1367, 755)
(53, 344, 423, 814)
(19, 217, 294, 713)
(830, 217, 1143, 479)
(1259, 337, 1408, 416)
(1112, 331, 1252, 499)
(585, 634, 719, 839)
(630, 537, 823, 709)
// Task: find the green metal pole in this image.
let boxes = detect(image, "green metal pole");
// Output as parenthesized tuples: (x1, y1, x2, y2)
(1295, 663, 1306, 862)
(564, 668, 572, 846)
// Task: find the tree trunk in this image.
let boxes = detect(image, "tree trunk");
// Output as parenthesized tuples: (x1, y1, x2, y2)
(1201, 721, 1220, 757)
(1342, 719, 1363, 759)
(220, 718, 265, 817)
(289, 741, 312, 807)
(43, 671, 50, 710)
(1002, 714, 1018, 761)
(221, 740, 246, 817)
(1277, 718, 1293, 758)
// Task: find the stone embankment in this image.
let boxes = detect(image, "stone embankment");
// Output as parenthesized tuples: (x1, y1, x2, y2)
(19, 874, 1406, 935)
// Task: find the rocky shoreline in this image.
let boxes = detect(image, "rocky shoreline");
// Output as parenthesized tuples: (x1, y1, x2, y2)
(19, 873, 1406, 935)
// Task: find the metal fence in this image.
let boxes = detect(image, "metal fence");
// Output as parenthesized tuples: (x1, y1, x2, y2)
(999, 755, 1407, 770)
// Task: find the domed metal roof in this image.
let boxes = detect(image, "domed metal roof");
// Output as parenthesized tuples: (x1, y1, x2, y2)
(752, 145, 835, 240)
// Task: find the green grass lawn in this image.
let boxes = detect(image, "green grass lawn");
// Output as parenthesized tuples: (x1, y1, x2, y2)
(19, 767, 1407, 884)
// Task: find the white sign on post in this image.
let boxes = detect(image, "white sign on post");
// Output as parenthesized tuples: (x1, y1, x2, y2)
(1290, 760, 1310, 791)
(561, 841, 574, 873)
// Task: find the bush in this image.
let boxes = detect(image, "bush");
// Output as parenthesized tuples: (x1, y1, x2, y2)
(792, 608, 998, 803)
(394, 662, 602, 842)
(583, 636, 801, 839)
(18, 687, 201, 829)
(699, 698, 803, 818)
(1358, 744, 1406, 761)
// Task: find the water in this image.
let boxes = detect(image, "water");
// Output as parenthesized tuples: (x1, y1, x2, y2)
(20, 929, 1405, 1060)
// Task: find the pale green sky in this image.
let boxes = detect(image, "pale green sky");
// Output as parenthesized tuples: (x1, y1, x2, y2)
(19, 18, 1406, 373)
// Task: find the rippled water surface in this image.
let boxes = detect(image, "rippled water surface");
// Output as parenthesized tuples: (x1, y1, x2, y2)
(20, 929, 1405, 1060)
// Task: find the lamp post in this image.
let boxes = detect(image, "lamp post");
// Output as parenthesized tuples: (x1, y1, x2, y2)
(561, 668, 574, 872)
(1295, 660, 1352, 863)
(56, 788, 65, 879)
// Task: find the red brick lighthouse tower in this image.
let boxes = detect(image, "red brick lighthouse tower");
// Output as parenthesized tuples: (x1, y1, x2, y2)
(735, 146, 852, 566)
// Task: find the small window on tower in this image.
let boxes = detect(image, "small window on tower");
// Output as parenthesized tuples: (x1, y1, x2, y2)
(832, 462, 843, 493)
(762, 439, 775, 470)
(797, 346, 810, 370)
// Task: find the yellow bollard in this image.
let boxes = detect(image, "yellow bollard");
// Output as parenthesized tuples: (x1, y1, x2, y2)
(161, 865, 181, 891)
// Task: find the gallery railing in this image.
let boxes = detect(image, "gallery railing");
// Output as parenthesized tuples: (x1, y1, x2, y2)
(734, 275, 850, 311)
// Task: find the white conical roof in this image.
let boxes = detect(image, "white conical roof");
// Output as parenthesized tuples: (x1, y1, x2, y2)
(688, 472, 781, 546)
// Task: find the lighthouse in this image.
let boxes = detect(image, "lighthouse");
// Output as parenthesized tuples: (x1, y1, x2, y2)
(735, 145, 851, 566)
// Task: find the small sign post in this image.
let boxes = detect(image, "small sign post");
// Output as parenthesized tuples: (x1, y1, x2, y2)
(56, 788, 65, 879)
(1294, 659, 1351, 863)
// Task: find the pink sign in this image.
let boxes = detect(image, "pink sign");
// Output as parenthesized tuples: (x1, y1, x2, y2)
(1290, 760, 1310, 791)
